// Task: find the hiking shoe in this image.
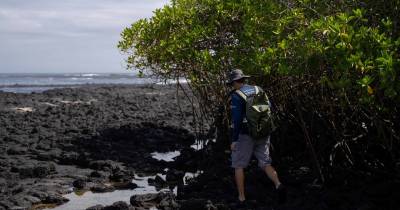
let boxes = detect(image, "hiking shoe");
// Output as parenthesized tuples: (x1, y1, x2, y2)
(235, 199, 248, 209)
(276, 184, 287, 204)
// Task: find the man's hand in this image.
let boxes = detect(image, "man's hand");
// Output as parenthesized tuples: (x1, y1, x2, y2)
(230, 142, 237, 151)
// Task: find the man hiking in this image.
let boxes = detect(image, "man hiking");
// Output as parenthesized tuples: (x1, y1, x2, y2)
(228, 69, 286, 207)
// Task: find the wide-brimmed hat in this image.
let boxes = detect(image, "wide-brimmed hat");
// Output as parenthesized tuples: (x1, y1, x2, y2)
(227, 69, 250, 85)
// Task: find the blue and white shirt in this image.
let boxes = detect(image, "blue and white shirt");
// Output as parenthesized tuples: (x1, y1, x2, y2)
(230, 84, 257, 142)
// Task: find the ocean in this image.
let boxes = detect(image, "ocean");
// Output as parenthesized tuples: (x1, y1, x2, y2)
(0, 73, 163, 93)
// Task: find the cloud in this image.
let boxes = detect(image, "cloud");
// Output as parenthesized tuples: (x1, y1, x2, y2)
(0, 0, 169, 73)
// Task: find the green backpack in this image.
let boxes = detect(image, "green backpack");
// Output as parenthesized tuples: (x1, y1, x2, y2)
(235, 86, 277, 140)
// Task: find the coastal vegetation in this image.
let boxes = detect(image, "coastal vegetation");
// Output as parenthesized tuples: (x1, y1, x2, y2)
(119, 0, 400, 185)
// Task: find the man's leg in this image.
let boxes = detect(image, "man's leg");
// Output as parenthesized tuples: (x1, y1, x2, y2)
(254, 135, 287, 203)
(235, 168, 246, 201)
(264, 164, 281, 189)
(254, 135, 281, 188)
(231, 134, 253, 202)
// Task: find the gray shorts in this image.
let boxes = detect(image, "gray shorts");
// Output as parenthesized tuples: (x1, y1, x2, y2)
(231, 134, 272, 169)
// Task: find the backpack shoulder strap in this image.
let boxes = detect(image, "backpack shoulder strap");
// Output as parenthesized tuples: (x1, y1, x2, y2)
(255, 85, 266, 93)
(254, 86, 259, 94)
(235, 89, 247, 101)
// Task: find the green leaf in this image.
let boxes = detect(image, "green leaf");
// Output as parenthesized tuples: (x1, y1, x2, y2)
(358, 76, 374, 87)
(352, 8, 363, 18)
(278, 39, 287, 50)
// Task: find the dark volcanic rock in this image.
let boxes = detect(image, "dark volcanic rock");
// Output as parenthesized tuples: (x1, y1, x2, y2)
(58, 151, 81, 165)
(166, 169, 185, 184)
(35, 149, 62, 161)
(130, 193, 159, 207)
(44, 193, 69, 205)
(109, 168, 132, 182)
(90, 171, 104, 178)
(72, 178, 86, 189)
(6, 146, 27, 155)
(130, 192, 178, 209)
(33, 163, 56, 178)
(0, 85, 194, 209)
(12, 162, 55, 178)
(102, 201, 130, 210)
(89, 160, 119, 172)
(114, 182, 138, 190)
(90, 184, 115, 193)
(179, 199, 215, 210)
(86, 205, 104, 210)
(148, 175, 167, 188)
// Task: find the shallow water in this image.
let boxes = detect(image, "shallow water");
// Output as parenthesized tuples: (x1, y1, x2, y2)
(45, 174, 171, 210)
(42, 150, 203, 210)
(44, 170, 203, 210)
(46, 151, 184, 210)
(151, 151, 181, 162)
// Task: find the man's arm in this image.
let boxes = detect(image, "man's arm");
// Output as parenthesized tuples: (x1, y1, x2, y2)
(231, 92, 244, 143)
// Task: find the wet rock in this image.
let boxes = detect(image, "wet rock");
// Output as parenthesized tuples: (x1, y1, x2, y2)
(22, 195, 41, 204)
(90, 171, 104, 178)
(114, 182, 138, 190)
(102, 201, 130, 210)
(130, 193, 159, 207)
(166, 169, 184, 183)
(130, 192, 178, 209)
(89, 160, 119, 171)
(158, 195, 179, 210)
(86, 204, 104, 210)
(73, 178, 86, 189)
(148, 175, 167, 188)
(90, 184, 115, 193)
(26, 190, 47, 201)
(43, 193, 69, 205)
(109, 169, 129, 182)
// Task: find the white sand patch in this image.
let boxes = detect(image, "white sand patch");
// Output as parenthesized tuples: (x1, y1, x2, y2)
(41, 102, 58, 107)
(145, 92, 165, 95)
(11, 107, 34, 113)
(60, 100, 83, 104)
(87, 99, 98, 104)
(60, 99, 97, 105)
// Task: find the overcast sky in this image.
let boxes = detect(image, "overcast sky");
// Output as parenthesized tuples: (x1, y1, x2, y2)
(0, 0, 169, 73)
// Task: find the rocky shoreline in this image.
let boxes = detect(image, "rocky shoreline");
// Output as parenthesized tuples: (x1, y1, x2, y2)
(0, 84, 200, 210)
(1, 84, 399, 210)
